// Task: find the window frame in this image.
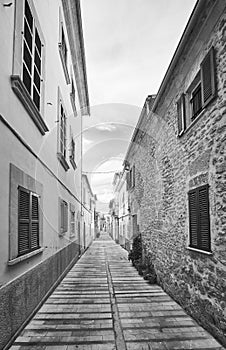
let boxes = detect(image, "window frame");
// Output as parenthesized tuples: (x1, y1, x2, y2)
(59, 198, 68, 236)
(57, 88, 69, 171)
(18, 186, 40, 257)
(188, 184, 211, 253)
(8, 163, 44, 265)
(70, 203, 76, 238)
(177, 47, 216, 136)
(70, 76, 77, 116)
(11, 0, 48, 135)
(58, 10, 70, 84)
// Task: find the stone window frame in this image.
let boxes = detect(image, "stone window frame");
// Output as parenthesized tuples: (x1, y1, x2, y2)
(11, 0, 48, 135)
(57, 87, 70, 171)
(58, 8, 70, 84)
(177, 47, 216, 137)
(8, 163, 44, 265)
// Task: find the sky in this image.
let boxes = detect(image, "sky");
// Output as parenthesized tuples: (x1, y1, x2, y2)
(80, 0, 197, 213)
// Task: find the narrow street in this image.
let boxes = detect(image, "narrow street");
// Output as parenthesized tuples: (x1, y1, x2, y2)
(9, 233, 223, 350)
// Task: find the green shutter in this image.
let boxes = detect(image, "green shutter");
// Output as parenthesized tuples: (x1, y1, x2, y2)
(201, 47, 216, 107)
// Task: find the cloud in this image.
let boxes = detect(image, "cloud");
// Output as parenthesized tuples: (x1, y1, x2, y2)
(95, 124, 116, 132)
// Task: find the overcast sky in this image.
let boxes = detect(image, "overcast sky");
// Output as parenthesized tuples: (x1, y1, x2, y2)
(80, 0, 197, 213)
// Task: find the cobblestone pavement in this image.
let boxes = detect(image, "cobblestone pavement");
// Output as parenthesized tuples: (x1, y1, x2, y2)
(9, 233, 224, 350)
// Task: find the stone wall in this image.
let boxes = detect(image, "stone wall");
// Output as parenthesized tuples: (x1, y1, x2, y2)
(127, 3, 226, 346)
(0, 242, 80, 349)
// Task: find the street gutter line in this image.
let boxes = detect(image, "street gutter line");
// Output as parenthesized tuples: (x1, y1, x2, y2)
(105, 250, 127, 350)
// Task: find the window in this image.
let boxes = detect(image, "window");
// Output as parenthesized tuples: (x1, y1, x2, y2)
(177, 47, 216, 135)
(11, 0, 48, 135)
(188, 184, 211, 252)
(22, 0, 42, 110)
(70, 204, 75, 238)
(127, 165, 135, 189)
(70, 134, 77, 170)
(18, 186, 40, 256)
(59, 17, 70, 84)
(60, 199, 68, 235)
(70, 78, 77, 116)
(57, 90, 69, 171)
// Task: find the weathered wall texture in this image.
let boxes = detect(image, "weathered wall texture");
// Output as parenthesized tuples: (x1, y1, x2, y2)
(0, 242, 79, 349)
(128, 3, 226, 346)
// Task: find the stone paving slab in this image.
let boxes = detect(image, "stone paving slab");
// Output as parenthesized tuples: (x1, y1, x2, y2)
(9, 233, 225, 350)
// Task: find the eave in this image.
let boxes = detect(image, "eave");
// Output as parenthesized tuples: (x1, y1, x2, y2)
(62, 0, 90, 116)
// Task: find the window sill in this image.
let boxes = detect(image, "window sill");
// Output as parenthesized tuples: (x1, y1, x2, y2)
(177, 108, 206, 138)
(58, 44, 70, 84)
(186, 246, 212, 256)
(11, 75, 49, 135)
(57, 152, 70, 171)
(70, 93, 77, 117)
(70, 156, 77, 170)
(8, 247, 44, 266)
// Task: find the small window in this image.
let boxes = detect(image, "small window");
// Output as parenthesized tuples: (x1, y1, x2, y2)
(59, 17, 70, 84)
(60, 199, 68, 235)
(18, 186, 40, 256)
(188, 184, 211, 252)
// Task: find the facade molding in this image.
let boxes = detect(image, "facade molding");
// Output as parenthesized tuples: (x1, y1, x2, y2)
(61, 0, 90, 115)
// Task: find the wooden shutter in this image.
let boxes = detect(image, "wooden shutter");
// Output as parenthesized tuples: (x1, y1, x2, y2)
(188, 189, 198, 248)
(201, 47, 216, 107)
(64, 201, 68, 232)
(188, 184, 211, 252)
(198, 185, 211, 251)
(18, 187, 30, 255)
(31, 194, 39, 249)
(132, 165, 135, 187)
(177, 94, 186, 135)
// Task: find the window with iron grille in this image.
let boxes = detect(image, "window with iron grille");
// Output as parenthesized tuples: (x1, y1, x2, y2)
(22, 0, 42, 111)
(18, 186, 40, 256)
(60, 199, 68, 235)
(177, 47, 216, 135)
(188, 184, 211, 252)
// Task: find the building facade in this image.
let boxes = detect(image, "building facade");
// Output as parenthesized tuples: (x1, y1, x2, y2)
(124, 0, 226, 345)
(82, 174, 96, 249)
(0, 0, 90, 347)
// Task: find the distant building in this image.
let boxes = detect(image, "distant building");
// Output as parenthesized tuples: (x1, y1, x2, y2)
(82, 174, 96, 248)
(0, 0, 89, 347)
(124, 0, 226, 346)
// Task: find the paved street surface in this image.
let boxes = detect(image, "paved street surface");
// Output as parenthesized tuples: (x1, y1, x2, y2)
(9, 233, 224, 350)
